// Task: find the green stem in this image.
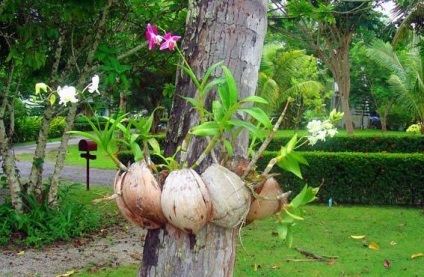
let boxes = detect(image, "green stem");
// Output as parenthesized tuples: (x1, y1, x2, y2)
(242, 101, 290, 179)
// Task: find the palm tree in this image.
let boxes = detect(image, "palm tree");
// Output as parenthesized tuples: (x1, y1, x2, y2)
(391, 0, 423, 47)
(257, 44, 326, 128)
(366, 39, 424, 126)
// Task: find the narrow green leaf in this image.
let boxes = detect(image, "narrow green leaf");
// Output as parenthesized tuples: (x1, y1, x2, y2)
(286, 134, 298, 153)
(200, 61, 224, 91)
(190, 122, 219, 136)
(276, 224, 288, 240)
(222, 66, 238, 107)
(241, 95, 269, 104)
(223, 139, 234, 157)
(239, 107, 272, 128)
(147, 138, 161, 155)
(201, 77, 226, 98)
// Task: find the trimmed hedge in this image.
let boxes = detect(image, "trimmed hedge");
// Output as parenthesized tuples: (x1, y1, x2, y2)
(266, 135, 424, 153)
(258, 151, 424, 206)
(73, 116, 108, 131)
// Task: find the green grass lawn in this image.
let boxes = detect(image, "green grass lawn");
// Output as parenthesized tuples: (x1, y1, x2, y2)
(74, 203, 424, 277)
(16, 145, 118, 170)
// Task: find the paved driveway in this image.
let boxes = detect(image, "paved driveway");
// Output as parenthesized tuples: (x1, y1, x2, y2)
(12, 137, 117, 186)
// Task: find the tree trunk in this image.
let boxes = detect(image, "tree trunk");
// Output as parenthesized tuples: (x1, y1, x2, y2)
(140, 0, 267, 276)
(27, 104, 53, 197)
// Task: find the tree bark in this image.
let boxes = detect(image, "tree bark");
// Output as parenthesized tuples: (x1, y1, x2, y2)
(140, 0, 267, 276)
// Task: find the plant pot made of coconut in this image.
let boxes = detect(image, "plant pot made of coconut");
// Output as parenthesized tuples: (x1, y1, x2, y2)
(201, 164, 251, 229)
(245, 177, 285, 224)
(161, 168, 212, 234)
(119, 161, 167, 229)
(113, 171, 152, 227)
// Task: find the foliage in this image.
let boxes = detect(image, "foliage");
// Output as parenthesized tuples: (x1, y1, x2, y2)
(48, 117, 66, 138)
(266, 133, 424, 153)
(406, 123, 423, 134)
(366, 39, 424, 123)
(257, 151, 424, 206)
(257, 44, 328, 125)
(14, 116, 42, 142)
(0, 184, 104, 247)
(73, 116, 109, 131)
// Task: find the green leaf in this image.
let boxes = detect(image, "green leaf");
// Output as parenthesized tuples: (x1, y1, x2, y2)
(239, 107, 272, 128)
(222, 66, 238, 107)
(284, 207, 305, 221)
(49, 94, 56, 106)
(212, 100, 224, 122)
(241, 95, 269, 104)
(190, 122, 219, 136)
(182, 96, 201, 110)
(223, 139, 234, 157)
(290, 185, 318, 207)
(286, 134, 298, 153)
(277, 153, 303, 179)
(181, 66, 200, 89)
(201, 77, 226, 98)
(147, 138, 161, 155)
(276, 224, 288, 240)
(200, 61, 224, 92)
(290, 152, 309, 166)
(227, 119, 261, 137)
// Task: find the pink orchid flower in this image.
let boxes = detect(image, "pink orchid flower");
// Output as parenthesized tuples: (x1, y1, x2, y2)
(146, 23, 162, 50)
(159, 32, 181, 51)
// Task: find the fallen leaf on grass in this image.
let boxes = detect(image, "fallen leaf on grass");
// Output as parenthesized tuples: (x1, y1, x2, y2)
(411, 253, 424, 259)
(56, 269, 75, 277)
(383, 259, 390, 268)
(390, 241, 397, 246)
(350, 235, 366, 239)
(17, 251, 25, 256)
(368, 242, 380, 250)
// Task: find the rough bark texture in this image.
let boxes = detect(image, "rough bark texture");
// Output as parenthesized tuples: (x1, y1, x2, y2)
(140, 0, 267, 276)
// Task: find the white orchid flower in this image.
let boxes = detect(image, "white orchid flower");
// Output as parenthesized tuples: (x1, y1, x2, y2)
(57, 86, 78, 106)
(87, 75, 100, 94)
(306, 119, 323, 134)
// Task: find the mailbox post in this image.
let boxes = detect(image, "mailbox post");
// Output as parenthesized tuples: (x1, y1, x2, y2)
(78, 139, 97, 191)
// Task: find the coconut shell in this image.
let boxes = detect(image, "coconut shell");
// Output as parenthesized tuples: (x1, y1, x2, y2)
(161, 168, 212, 234)
(113, 171, 149, 227)
(246, 178, 285, 223)
(120, 161, 167, 229)
(201, 164, 251, 228)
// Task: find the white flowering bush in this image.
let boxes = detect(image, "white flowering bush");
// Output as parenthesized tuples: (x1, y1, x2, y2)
(406, 123, 422, 134)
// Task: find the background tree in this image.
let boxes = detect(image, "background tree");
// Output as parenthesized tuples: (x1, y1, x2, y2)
(269, 0, 390, 133)
(0, 0, 186, 211)
(140, 0, 268, 276)
(366, 38, 424, 126)
(257, 44, 328, 129)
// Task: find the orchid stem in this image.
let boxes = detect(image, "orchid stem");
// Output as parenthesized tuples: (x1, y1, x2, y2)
(241, 101, 290, 179)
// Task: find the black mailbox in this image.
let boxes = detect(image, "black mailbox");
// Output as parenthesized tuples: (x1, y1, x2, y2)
(78, 139, 97, 152)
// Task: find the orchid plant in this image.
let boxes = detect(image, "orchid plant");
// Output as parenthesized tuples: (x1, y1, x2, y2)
(146, 23, 344, 246)
(35, 75, 100, 107)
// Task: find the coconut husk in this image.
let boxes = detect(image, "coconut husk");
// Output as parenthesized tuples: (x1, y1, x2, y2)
(245, 177, 285, 224)
(119, 161, 167, 229)
(113, 171, 154, 227)
(161, 168, 212, 234)
(201, 164, 251, 228)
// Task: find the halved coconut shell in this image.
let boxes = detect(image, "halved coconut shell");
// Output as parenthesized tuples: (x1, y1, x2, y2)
(246, 178, 285, 223)
(161, 168, 212, 234)
(120, 161, 167, 229)
(201, 164, 251, 228)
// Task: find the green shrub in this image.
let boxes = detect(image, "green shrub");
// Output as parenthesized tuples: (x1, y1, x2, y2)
(258, 151, 424, 206)
(14, 116, 42, 142)
(73, 116, 108, 131)
(0, 184, 101, 248)
(266, 135, 424, 153)
(48, 116, 66, 138)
